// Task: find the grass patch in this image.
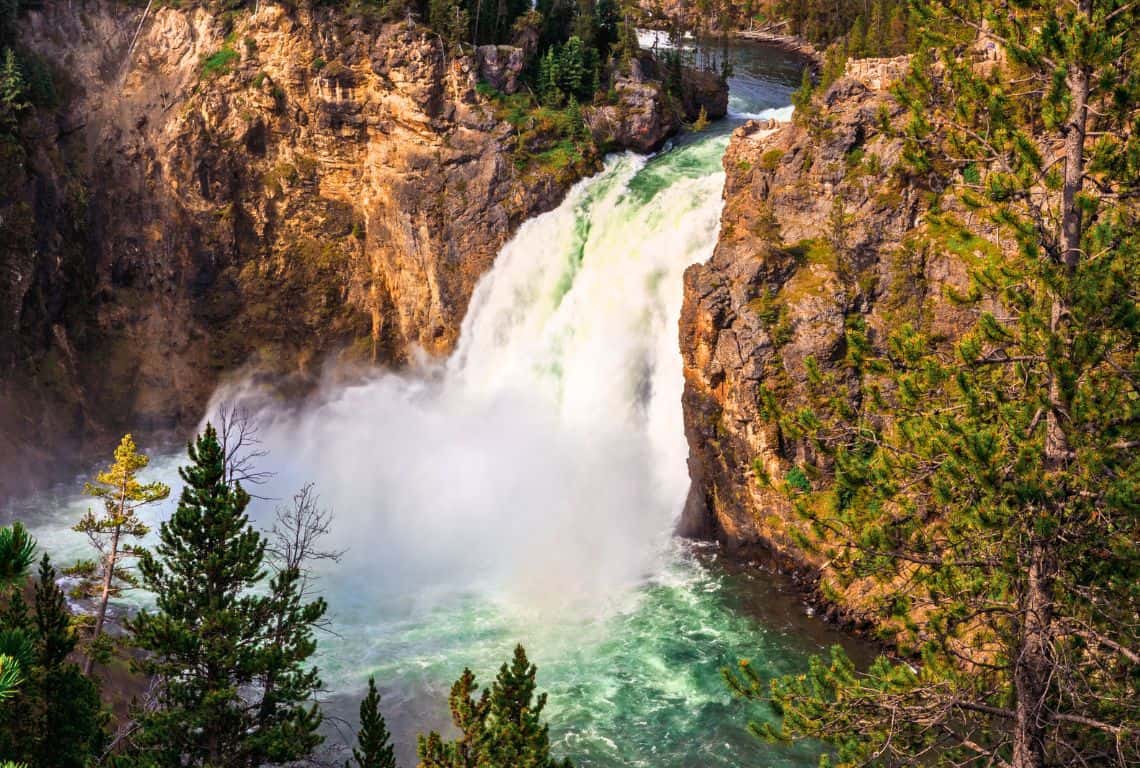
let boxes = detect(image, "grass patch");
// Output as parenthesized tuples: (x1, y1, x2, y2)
(927, 214, 1002, 263)
(201, 46, 239, 79)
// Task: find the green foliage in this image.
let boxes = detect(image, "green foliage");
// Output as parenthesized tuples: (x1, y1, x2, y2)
(790, 66, 814, 123)
(731, 1, 1140, 766)
(538, 35, 598, 106)
(783, 466, 810, 493)
(774, 0, 914, 51)
(0, 47, 23, 130)
(429, 0, 469, 53)
(348, 676, 396, 768)
(417, 645, 573, 768)
(0, 523, 35, 590)
(125, 425, 325, 766)
(662, 48, 683, 99)
(479, 84, 595, 179)
(73, 433, 169, 674)
(0, 556, 106, 768)
(200, 45, 238, 79)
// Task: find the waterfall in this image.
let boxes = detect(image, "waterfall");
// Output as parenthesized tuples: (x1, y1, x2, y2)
(214, 136, 731, 613)
(4, 44, 827, 766)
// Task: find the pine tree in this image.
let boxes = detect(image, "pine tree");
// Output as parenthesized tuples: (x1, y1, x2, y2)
(126, 425, 325, 767)
(539, 47, 564, 106)
(727, 1, 1140, 767)
(866, 0, 887, 56)
(73, 433, 169, 675)
(0, 555, 105, 768)
(556, 36, 588, 100)
(417, 645, 572, 768)
(0, 523, 33, 716)
(429, 0, 469, 54)
(0, 523, 35, 591)
(847, 15, 868, 58)
(0, 524, 36, 704)
(348, 676, 397, 768)
(885, 4, 907, 56)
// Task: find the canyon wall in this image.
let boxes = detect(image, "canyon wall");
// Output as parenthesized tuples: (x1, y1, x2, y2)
(0, 1, 721, 497)
(679, 66, 976, 617)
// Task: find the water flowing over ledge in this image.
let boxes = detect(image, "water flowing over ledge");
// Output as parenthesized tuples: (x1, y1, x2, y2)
(2, 41, 855, 768)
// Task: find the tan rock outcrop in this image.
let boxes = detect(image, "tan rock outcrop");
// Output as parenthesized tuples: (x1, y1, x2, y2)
(679, 77, 978, 614)
(0, 2, 584, 495)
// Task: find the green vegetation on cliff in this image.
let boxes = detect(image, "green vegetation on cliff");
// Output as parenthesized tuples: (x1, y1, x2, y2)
(728, 1, 1140, 767)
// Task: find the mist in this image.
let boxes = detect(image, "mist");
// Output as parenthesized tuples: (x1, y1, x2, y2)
(203, 150, 725, 619)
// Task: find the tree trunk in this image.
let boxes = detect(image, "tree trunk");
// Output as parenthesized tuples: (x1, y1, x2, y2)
(1022, 4, 1090, 762)
(83, 526, 120, 676)
(1046, 10, 1090, 467)
(1012, 539, 1056, 768)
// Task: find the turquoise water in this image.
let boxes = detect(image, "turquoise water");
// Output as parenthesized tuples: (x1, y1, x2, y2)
(0, 42, 855, 768)
(314, 540, 859, 768)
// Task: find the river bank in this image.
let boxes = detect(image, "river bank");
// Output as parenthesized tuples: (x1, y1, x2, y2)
(734, 28, 819, 61)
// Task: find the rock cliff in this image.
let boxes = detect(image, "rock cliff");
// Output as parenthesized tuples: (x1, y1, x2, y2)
(0, 1, 720, 497)
(585, 51, 727, 153)
(679, 67, 976, 617)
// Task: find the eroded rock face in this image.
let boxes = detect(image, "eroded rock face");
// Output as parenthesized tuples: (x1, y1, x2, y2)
(679, 77, 975, 582)
(584, 52, 728, 153)
(680, 67, 729, 121)
(0, 3, 580, 495)
(475, 45, 528, 94)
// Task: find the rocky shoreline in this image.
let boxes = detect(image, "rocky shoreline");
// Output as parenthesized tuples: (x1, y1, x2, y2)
(733, 29, 820, 62)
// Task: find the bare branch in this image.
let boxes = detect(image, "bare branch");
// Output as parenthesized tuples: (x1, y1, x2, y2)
(215, 401, 274, 496)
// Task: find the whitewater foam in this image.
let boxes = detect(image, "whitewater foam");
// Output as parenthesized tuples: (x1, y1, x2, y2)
(205, 143, 727, 617)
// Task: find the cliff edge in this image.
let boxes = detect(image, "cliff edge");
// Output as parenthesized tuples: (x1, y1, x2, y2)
(679, 61, 977, 620)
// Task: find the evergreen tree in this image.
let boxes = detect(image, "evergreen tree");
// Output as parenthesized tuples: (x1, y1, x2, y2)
(0, 523, 35, 704)
(0, 47, 26, 134)
(535, 0, 576, 49)
(126, 425, 325, 767)
(728, 1, 1140, 767)
(0, 523, 35, 591)
(417, 645, 572, 768)
(348, 676, 396, 768)
(556, 36, 588, 98)
(73, 433, 169, 675)
(847, 14, 868, 58)
(429, 0, 470, 54)
(594, 0, 620, 57)
(867, 0, 887, 56)
(885, 4, 907, 56)
(0, 555, 105, 768)
(538, 47, 564, 106)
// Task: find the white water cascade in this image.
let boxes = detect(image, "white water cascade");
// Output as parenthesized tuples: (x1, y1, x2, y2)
(214, 136, 731, 615)
(3, 45, 827, 763)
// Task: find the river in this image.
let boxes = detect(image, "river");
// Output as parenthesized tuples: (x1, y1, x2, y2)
(1, 40, 865, 767)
